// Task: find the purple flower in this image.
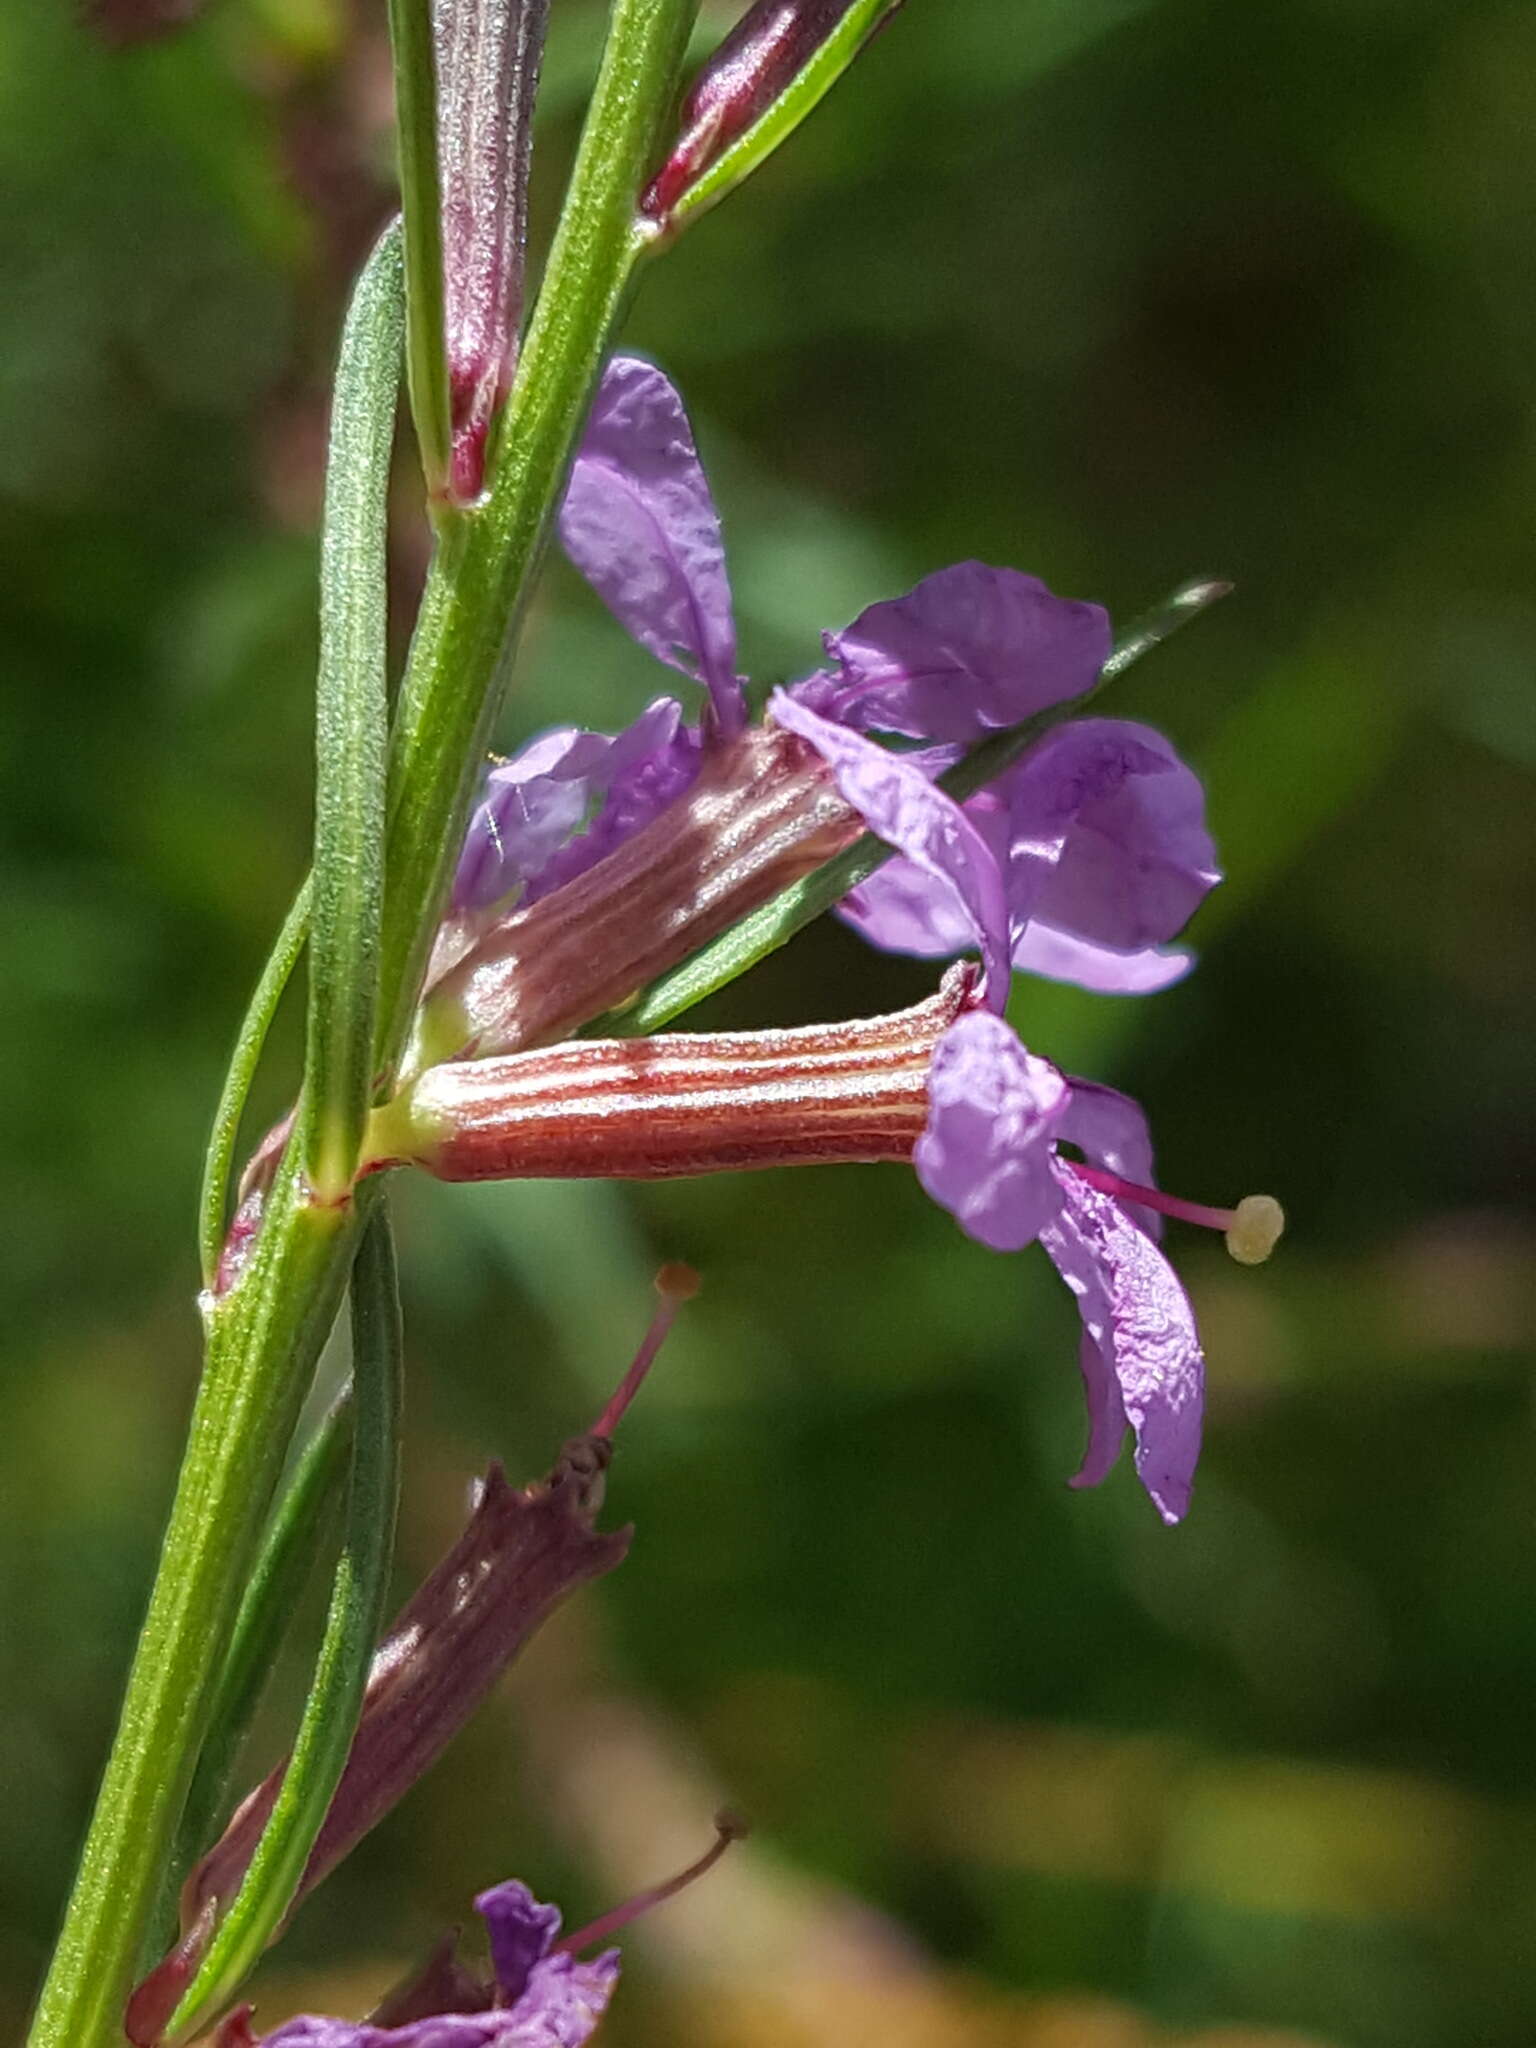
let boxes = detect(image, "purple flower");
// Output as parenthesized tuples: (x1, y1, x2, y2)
(915, 1010, 1204, 1524)
(452, 354, 1117, 977)
(246, 1880, 618, 2047)
(832, 717, 1221, 994)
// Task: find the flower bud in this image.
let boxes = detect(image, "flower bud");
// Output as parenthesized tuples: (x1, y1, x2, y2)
(641, 1, 903, 225)
(435, 0, 549, 500)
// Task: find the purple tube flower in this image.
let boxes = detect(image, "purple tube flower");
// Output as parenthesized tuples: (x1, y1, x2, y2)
(433, 353, 1122, 1057)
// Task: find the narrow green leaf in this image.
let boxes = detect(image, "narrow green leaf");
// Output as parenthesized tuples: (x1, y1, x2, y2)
(603, 577, 1230, 1035)
(198, 880, 310, 1290)
(305, 224, 404, 1202)
(385, 0, 452, 498)
(159, 1390, 353, 1937)
(167, 1205, 403, 2042)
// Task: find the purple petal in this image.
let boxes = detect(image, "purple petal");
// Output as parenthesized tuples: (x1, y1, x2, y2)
(522, 710, 702, 906)
(771, 690, 1011, 1008)
(477, 1879, 560, 2002)
(509, 1952, 621, 2048)
(254, 1908, 617, 2047)
(560, 356, 743, 735)
(835, 791, 1007, 961)
(818, 562, 1109, 742)
(257, 2015, 503, 2044)
(454, 700, 688, 914)
(913, 1012, 1068, 1251)
(1010, 923, 1194, 994)
(1057, 1078, 1160, 1240)
(1040, 1165, 1204, 1525)
(1071, 1329, 1131, 1492)
(1002, 719, 1220, 955)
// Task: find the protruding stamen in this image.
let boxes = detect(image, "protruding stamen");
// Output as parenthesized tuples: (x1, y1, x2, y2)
(589, 1264, 701, 1440)
(554, 1810, 749, 1956)
(1068, 1163, 1285, 1264)
(1223, 1193, 1286, 1266)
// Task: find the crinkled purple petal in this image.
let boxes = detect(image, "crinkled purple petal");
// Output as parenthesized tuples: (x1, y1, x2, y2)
(1010, 923, 1194, 993)
(477, 1879, 560, 2001)
(256, 2014, 510, 2045)
(771, 689, 1011, 1010)
(1002, 719, 1220, 955)
(1058, 1077, 1160, 1240)
(253, 1894, 618, 2048)
(914, 1012, 1068, 1251)
(560, 355, 743, 735)
(1040, 1164, 1204, 1525)
(817, 562, 1109, 742)
(835, 791, 1007, 961)
(455, 700, 687, 914)
(509, 1952, 621, 2048)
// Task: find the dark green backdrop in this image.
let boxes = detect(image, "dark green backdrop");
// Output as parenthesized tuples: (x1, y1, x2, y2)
(3, 2, 1533, 2042)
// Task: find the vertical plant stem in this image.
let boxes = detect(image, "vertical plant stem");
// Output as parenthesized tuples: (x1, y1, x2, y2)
(162, 1388, 354, 1935)
(27, 9, 697, 2045)
(26, 1168, 364, 2048)
(167, 1206, 403, 2041)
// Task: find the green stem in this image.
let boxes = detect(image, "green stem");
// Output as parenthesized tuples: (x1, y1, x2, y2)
(27, 10, 698, 2044)
(26, 1166, 361, 2048)
(168, 1206, 402, 2041)
(162, 1389, 353, 1938)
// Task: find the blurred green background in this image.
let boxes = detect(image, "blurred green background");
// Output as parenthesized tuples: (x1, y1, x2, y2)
(3, 0, 1534, 2042)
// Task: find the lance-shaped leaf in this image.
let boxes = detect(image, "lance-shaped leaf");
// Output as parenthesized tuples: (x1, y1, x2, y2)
(304, 225, 402, 1204)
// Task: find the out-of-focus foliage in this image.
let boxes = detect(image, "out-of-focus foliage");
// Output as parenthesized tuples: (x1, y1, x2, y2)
(3, 0, 1533, 2043)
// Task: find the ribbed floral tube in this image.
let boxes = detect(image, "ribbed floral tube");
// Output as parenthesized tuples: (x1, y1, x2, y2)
(376, 968, 975, 1182)
(413, 724, 862, 1068)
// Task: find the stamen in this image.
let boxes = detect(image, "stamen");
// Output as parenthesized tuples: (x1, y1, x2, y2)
(1224, 1193, 1286, 1267)
(589, 1264, 701, 1440)
(553, 1810, 749, 1956)
(1068, 1164, 1285, 1264)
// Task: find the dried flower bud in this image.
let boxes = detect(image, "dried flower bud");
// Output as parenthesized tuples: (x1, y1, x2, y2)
(177, 1445, 627, 1938)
